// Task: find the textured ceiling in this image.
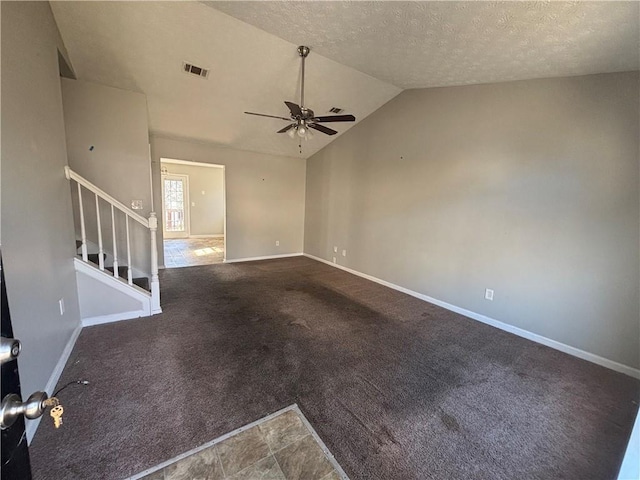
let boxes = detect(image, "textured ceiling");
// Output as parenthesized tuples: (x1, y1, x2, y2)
(50, 2, 401, 159)
(209, 1, 640, 89)
(52, 1, 638, 160)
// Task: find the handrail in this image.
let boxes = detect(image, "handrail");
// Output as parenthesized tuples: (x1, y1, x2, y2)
(64, 166, 149, 227)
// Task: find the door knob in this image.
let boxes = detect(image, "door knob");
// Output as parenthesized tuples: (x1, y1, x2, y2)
(0, 391, 48, 430)
(0, 337, 21, 365)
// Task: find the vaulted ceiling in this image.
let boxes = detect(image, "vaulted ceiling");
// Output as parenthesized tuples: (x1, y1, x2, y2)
(51, 1, 639, 160)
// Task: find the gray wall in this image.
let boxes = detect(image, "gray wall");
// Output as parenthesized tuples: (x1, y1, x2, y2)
(1, 2, 81, 400)
(305, 72, 640, 369)
(151, 136, 305, 263)
(61, 78, 152, 275)
(61, 78, 152, 215)
(162, 162, 225, 236)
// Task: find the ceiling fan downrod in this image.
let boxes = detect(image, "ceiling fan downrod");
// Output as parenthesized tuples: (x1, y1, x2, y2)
(298, 46, 310, 110)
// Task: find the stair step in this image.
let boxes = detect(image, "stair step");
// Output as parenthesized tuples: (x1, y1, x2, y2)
(133, 277, 149, 291)
(87, 253, 106, 265)
(105, 266, 150, 292)
(105, 265, 129, 277)
(78, 256, 150, 292)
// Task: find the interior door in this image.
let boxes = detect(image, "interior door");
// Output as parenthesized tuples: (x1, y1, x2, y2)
(1, 255, 33, 480)
(162, 174, 190, 239)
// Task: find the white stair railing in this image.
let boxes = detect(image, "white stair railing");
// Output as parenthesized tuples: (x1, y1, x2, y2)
(148, 212, 160, 314)
(94, 193, 104, 270)
(65, 166, 161, 314)
(77, 183, 88, 261)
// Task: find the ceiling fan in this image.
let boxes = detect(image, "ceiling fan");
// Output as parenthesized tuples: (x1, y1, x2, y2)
(244, 46, 356, 139)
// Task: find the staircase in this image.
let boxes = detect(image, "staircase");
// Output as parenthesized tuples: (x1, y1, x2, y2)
(66, 166, 161, 325)
(75, 242, 150, 291)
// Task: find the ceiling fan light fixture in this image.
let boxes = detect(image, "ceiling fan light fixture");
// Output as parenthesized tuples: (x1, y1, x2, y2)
(297, 125, 307, 137)
(287, 128, 296, 138)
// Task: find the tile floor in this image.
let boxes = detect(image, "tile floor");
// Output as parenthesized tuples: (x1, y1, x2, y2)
(164, 237, 224, 268)
(133, 406, 346, 480)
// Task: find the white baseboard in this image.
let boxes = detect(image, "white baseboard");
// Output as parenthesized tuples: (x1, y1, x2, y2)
(224, 253, 303, 264)
(303, 253, 640, 380)
(188, 234, 224, 239)
(26, 322, 83, 444)
(82, 310, 148, 327)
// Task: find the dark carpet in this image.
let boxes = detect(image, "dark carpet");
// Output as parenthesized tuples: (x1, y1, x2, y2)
(30, 256, 639, 480)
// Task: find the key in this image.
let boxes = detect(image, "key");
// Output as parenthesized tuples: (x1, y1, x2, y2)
(50, 405, 64, 428)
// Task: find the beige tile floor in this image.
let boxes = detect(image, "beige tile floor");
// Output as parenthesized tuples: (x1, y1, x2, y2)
(133, 406, 346, 480)
(164, 237, 225, 268)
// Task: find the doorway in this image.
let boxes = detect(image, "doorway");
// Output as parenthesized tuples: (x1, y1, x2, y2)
(160, 159, 226, 268)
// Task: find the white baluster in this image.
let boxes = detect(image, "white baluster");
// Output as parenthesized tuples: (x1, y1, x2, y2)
(77, 183, 88, 262)
(95, 194, 104, 270)
(111, 205, 118, 278)
(149, 212, 161, 313)
(126, 215, 133, 285)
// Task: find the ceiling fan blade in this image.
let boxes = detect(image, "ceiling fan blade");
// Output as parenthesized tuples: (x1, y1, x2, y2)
(277, 124, 295, 133)
(312, 114, 356, 123)
(285, 101, 302, 117)
(244, 111, 291, 121)
(309, 123, 337, 136)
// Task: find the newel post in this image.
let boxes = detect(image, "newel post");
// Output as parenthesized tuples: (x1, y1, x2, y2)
(149, 212, 161, 314)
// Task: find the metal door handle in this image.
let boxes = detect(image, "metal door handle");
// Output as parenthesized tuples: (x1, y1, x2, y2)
(0, 391, 48, 430)
(0, 337, 21, 365)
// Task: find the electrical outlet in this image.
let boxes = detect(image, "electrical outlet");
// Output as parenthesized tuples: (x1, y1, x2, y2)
(59, 298, 65, 315)
(332, 257, 337, 263)
(276, 240, 280, 246)
(333, 246, 338, 253)
(485, 289, 494, 301)
(342, 249, 347, 257)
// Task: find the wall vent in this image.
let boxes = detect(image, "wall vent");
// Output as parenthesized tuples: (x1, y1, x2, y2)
(329, 107, 343, 114)
(183, 62, 209, 79)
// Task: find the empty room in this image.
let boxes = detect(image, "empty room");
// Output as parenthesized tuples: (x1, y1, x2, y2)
(1, 2, 639, 480)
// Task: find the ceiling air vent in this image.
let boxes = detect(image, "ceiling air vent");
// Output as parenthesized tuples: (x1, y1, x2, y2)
(329, 107, 343, 114)
(183, 62, 209, 79)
